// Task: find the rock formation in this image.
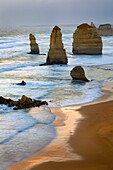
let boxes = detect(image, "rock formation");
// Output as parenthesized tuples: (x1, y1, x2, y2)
(97, 24, 113, 36)
(91, 22, 97, 30)
(29, 34, 39, 54)
(46, 25, 68, 65)
(70, 66, 89, 82)
(0, 95, 48, 110)
(72, 23, 102, 55)
(16, 81, 26, 86)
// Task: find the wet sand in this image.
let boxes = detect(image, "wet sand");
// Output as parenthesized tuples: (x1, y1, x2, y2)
(8, 83, 113, 170)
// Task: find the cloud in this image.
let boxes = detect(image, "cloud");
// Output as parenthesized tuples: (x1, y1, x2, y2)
(0, 0, 113, 26)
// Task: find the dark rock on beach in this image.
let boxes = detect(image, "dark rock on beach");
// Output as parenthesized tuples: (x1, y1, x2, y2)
(70, 66, 89, 82)
(0, 96, 13, 105)
(0, 95, 48, 110)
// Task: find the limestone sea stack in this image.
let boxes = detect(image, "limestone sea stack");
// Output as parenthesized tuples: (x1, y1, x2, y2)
(46, 25, 68, 65)
(70, 66, 89, 82)
(29, 34, 39, 54)
(72, 23, 102, 55)
(97, 24, 113, 36)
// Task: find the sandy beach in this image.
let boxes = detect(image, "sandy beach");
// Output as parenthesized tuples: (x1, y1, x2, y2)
(8, 82, 113, 170)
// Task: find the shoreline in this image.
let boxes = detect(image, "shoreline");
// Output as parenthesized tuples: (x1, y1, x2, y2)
(8, 82, 113, 170)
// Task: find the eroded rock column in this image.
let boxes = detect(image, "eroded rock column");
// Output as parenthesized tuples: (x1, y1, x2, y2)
(46, 25, 68, 64)
(29, 34, 39, 54)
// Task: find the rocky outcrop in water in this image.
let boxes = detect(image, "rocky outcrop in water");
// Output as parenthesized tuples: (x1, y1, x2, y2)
(29, 34, 39, 54)
(72, 23, 102, 55)
(0, 95, 48, 110)
(16, 81, 26, 86)
(46, 25, 68, 65)
(97, 24, 113, 36)
(70, 66, 89, 82)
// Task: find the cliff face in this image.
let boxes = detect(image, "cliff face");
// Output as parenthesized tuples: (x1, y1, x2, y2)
(29, 34, 39, 54)
(46, 26, 68, 65)
(97, 24, 113, 36)
(72, 23, 103, 55)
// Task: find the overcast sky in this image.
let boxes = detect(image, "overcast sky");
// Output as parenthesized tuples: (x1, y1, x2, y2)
(0, 0, 113, 26)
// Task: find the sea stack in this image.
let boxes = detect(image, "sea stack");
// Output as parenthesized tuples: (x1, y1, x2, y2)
(46, 25, 68, 65)
(70, 66, 89, 82)
(97, 24, 113, 36)
(29, 34, 39, 54)
(72, 23, 102, 55)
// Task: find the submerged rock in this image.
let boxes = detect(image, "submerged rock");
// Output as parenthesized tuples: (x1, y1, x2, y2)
(46, 25, 68, 65)
(70, 66, 89, 82)
(97, 24, 113, 36)
(0, 95, 48, 110)
(72, 23, 103, 55)
(29, 34, 39, 54)
(16, 81, 26, 86)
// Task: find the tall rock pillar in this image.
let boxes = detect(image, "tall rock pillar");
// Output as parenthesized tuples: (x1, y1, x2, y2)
(29, 34, 39, 54)
(46, 26, 68, 65)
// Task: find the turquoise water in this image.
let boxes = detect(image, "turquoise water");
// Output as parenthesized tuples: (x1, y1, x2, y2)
(0, 26, 113, 169)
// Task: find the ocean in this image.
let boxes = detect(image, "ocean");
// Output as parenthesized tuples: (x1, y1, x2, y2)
(0, 26, 113, 169)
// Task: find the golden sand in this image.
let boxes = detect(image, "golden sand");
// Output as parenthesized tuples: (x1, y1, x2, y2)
(8, 82, 113, 170)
